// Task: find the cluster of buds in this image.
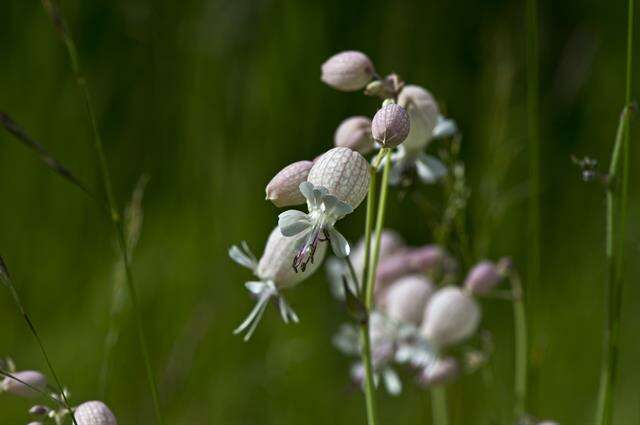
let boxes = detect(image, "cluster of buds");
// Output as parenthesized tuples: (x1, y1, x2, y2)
(321, 50, 458, 186)
(330, 235, 509, 392)
(0, 358, 116, 424)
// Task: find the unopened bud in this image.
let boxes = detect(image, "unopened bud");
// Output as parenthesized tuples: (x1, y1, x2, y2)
(464, 261, 503, 295)
(421, 286, 481, 348)
(371, 103, 410, 148)
(74, 401, 117, 425)
(265, 160, 313, 207)
(334, 116, 374, 154)
(379, 275, 434, 325)
(1, 371, 47, 398)
(419, 357, 459, 387)
(321, 51, 375, 92)
(308, 147, 370, 209)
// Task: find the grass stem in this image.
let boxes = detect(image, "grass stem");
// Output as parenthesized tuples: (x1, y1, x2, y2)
(510, 269, 528, 420)
(430, 387, 449, 425)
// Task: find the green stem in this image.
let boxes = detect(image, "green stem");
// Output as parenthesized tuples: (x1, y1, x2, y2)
(525, 0, 540, 407)
(40, 2, 163, 422)
(0, 259, 78, 425)
(357, 150, 387, 425)
(365, 149, 392, 309)
(430, 387, 449, 425)
(511, 270, 528, 420)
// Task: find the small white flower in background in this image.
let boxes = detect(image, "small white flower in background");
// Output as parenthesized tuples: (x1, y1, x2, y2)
(390, 84, 458, 185)
(1, 370, 47, 398)
(419, 356, 459, 387)
(378, 274, 435, 326)
(321, 51, 375, 92)
(265, 160, 314, 207)
(371, 102, 411, 148)
(229, 227, 327, 340)
(334, 116, 374, 154)
(74, 401, 117, 425)
(464, 260, 504, 295)
(421, 286, 481, 349)
(279, 147, 370, 270)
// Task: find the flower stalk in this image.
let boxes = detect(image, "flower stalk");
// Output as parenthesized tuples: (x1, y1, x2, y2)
(40, 1, 163, 422)
(509, 269, 527, 420)
(430, 387, 449, 425)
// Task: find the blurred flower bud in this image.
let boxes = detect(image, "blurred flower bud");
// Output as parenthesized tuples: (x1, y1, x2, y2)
(419, 357, 459, 387)
(334, 116, 374, 154)
(321, 51, 375, 91)
(421, 286, 481, 348)
(74, 401, 117, 425)
(379, 275, 435, 325)
(397, 85, 439, 151)
(29, 405, 50, 416)
(350, 230, 406, 277)
(371, 103, 410, 148)
(265, 160, 313, 207)
(1, 371, 47, 398)
(308, 147, 370, 209)
(375, 245, 451, 290)
(464, 261, 503, 295)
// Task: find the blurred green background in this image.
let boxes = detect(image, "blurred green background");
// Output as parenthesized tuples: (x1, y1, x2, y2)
(0, 0, 638, 424)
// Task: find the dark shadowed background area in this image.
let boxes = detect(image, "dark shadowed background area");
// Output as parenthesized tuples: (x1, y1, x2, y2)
(0, 0, 638, 424)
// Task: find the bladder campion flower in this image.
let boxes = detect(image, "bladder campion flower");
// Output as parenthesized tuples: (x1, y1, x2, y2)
(371, 102, 411, 148)
(464, 260, 504, 295)
(390, 84, 458, 185)
(1, 371, 47, 398)
(321, 51, 375, 91)
(278, 147, 369, 271)
(266, 160, 314, 207)
(379, 274, 435, 326)
(421, 286, 481, 348)
(334, 116, 374, 154)
(229, 227, 326, 340)
(74, 401, 117, 425)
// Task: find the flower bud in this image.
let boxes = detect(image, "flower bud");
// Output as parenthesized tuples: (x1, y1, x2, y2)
(265, 160, 313, 207)
(29, 405, 50, 416)
(257, 227, 327, 289)
(334, 116, 374, 154)
(321, 51, 375, 91)
(419, 357, 459, 387)
(375, 245, 450, 289)
(379, 275, 434, 325)
(397, 85, 440, 151)
(464, 261, 503, 295)
(371, 103, 410, 148)
(307, 147, 370, 209)
(1, 370, 47, 398)
(74, 401, 117, 425)
(350, 230, 406, 277)
(421, 286, 481, 348)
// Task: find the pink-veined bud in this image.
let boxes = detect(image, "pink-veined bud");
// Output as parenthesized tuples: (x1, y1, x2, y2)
(266, 160, 313, 207)
(371, 103, 410, 148)
(257, 227, 327, 289)
(321, 51, 375, 91)
(397, 85, 440, 151)
(419, 357, 459, 387)
(334, 116, 374, 154)
(350, 230, 406, 279)
(378, 274, 435, 325)
(375, 245, 450, 290)
(1, 371, 47, 398)
(74, 401, 117, 425)
(464, 260, 503, 295)
(308, 147, 370, 209)
(421, 286, 481, 348)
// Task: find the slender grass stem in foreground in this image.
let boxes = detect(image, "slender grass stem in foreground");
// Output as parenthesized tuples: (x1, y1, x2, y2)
(0, 257, 78, 425)
(40, 1, 163, 422)
(525, 0, 540, 410)
(595, 1, 635, 422)
(430, 387, 449, 425)
(509, 269, 528, 420)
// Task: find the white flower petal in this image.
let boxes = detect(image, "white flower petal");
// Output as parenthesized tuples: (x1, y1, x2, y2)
(228, 244, 258, 270)
(327, 227, 350, 257)
(416, 154, 447, 184)
(383, 368, 402, 396)
(278, 210, 312, 236)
